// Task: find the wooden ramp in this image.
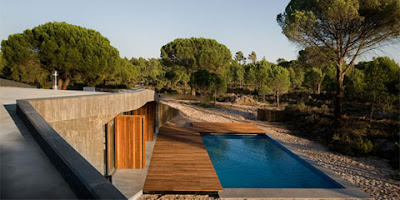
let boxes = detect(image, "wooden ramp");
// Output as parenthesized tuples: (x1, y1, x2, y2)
(190, 122, 265, 134)
(143, 125, 222, 193)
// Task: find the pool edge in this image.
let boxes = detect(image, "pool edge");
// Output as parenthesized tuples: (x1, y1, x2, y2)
(216, 132, 373, 199)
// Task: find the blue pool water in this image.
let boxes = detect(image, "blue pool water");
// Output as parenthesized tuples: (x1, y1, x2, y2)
(202, 135, 343, 188)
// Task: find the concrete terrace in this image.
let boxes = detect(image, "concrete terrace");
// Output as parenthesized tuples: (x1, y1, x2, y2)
(111, 132, 157, 198)
(0, 87, 101, 199)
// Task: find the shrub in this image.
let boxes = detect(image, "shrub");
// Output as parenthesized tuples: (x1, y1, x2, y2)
(329, 133, 374, 156)
(320, 104, 330, 114)
(285, 102, 307, 112)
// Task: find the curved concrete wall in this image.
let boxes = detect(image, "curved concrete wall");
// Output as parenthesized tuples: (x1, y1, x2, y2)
(27, 89, 157, 174)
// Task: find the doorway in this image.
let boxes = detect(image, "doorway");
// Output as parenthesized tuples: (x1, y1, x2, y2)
(106, 115, 146, 175)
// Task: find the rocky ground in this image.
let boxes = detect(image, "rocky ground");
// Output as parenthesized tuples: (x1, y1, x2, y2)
(140, 194, 217, 200)
(140, 99, 399, 200)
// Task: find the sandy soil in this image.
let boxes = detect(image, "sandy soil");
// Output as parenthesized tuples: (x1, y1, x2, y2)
(140, 100, 399, 200)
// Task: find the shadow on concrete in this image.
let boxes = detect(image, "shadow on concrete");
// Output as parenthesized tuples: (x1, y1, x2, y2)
(4, 104, 34, 140)
(1, 104, 77, 199)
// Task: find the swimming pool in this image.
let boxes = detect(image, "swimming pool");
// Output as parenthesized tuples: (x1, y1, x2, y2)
(202, 135, 343, 188)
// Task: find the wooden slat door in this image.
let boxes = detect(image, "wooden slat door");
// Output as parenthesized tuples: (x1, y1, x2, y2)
(145, 102, 155, 141)
(131, 102, 156, 141)
(115, 115, 145, 169)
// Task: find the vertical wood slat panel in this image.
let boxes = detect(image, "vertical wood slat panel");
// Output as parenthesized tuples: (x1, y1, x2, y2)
(145, 102, 154, 141)
(257, 109, 285, 122)
(115, 115, 145, 169)
(151, 102, 155, 140)
(129, 116, 133, 168)
(143, 106, 147, 142)
(115, 117, 121, 169)
(130, 102, 155, 142)
(137, 115, 145, 169)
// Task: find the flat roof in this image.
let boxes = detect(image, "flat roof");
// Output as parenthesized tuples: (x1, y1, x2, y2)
(0, 87, 101, 199)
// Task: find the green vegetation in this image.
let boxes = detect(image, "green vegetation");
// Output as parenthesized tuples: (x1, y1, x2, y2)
(277, 0, 400, 120)
(363, 57, 399, 119)
(1, 4, 399, 172)
(267, 66, 291, 107)
(298, 46, 335, 94)
(283, 56, 399, 169)
(248, 51, 257, 64)
(0, 52, 6, 77)
(304, 68, 323, 94)
(160, 37, 231, 95)
(1, 22, 138, 89)
(189, 69, 227, 104)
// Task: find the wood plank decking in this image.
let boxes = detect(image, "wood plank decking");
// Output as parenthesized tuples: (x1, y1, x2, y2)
(190, 122, 265, 134)
(143, 125, 222, 193)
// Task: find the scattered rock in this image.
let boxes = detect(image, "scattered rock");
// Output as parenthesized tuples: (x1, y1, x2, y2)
(234, 95, 255, 105)
(218, 94, 256, 105)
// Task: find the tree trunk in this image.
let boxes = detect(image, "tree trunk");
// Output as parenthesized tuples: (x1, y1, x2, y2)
(62, 78, 70, 90)
(334, 71, 344, 121)
(263, 94, 266, 102)
(317, 82, 321, 95)
(370, 102, 375, 120)
(58, 79, 63, 90)
(183, 82, 187, 94)
(214, 91, 217, 105)
(370, 95, 376, 120)
(191, 87, 196, 96)
(240, 80, 242, 89)
(276, 90, 280, 107)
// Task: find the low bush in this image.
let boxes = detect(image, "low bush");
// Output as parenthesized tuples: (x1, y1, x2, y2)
(320, 104, 330, 115)
(285, 102, 307, 112)
(329, 133, 374, 156)
(285, 102, 398, 162)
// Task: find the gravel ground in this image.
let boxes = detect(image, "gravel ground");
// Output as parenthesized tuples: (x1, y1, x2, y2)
(140, 100, 399, 200)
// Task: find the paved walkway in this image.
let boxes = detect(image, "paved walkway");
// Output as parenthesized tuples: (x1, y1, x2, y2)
(112, 135, 157, 198)
(143, 125, 222, 193)
(0, 87, 100, 199)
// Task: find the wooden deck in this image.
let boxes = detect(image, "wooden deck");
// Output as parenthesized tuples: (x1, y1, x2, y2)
(143, 125, 222, 193)
(190, 122, 265, 134)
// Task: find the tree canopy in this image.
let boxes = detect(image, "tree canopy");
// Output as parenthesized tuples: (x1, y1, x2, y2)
(277, 0, 400, 120)
(230, 60, 245, 88)
(1, 22, 124, 88)
(190, 69, 226, 103)
(267, 66, 291, 107)
(248, 51, 257, 63)
(234, 51, 246, 65)
(362, 57, 399, 118)
(304, 67, 323, 94)
(298, 46, 335, 70)
(160, 37, 231, 75)
(0, 52, 6, 77)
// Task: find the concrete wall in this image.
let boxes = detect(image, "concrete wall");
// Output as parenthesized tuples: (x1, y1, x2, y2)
(159, 103, 179, 127)
(28, 89, 157, 174)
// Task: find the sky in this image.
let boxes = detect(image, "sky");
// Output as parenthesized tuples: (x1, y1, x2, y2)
(1, 0, 399, 64)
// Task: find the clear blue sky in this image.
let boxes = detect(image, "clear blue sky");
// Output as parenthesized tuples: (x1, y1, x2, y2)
(1, 0, 399, 64)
